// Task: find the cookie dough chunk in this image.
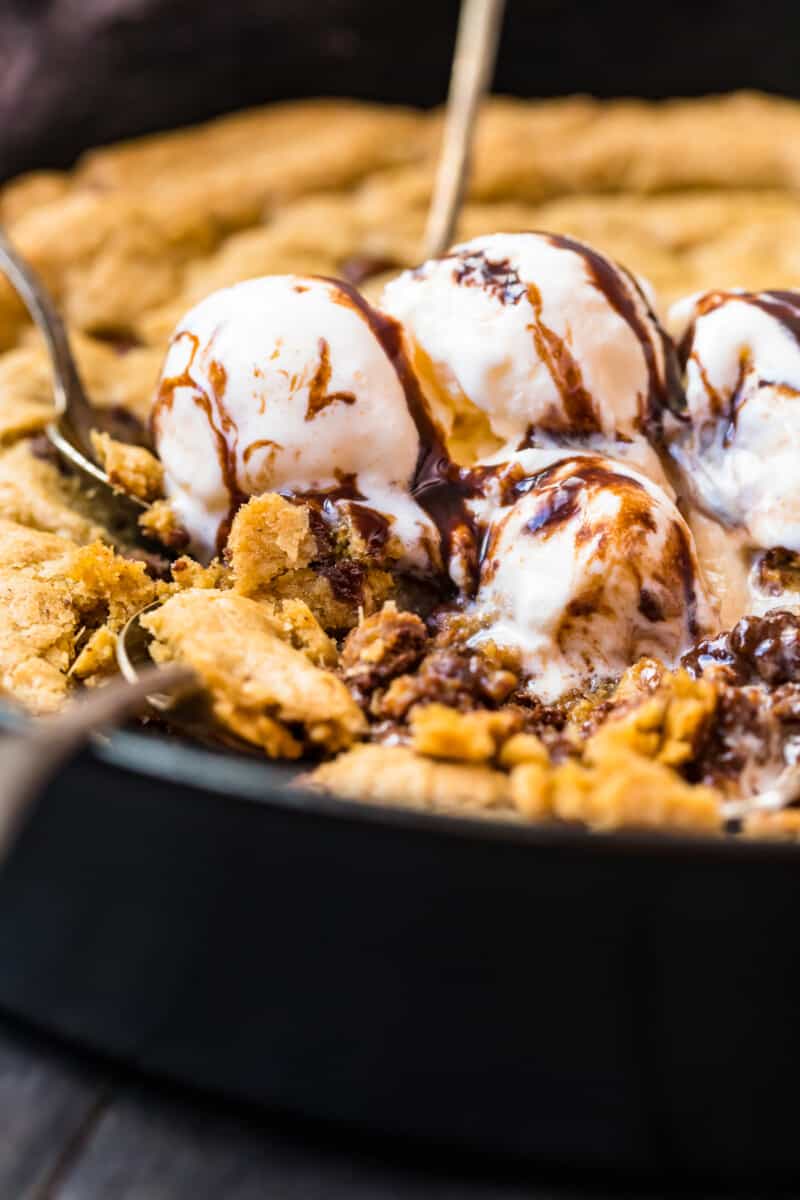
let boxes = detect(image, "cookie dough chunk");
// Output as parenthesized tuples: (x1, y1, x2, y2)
(228, 493, 394, 632)
(0, 520, 156, 712)
(90, 431, 164, 502)
(142, 589, 364, 757)
(305, 744, 513, 815)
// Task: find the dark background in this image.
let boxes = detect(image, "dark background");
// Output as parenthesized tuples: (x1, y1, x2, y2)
(1, 0, 800, 180)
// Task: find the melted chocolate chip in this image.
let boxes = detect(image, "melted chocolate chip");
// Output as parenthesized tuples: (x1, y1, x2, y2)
(317, 559, 366, 606)
(347, 504, 391, 556)
(683, 611, 800, 686)
(341, 607, 429, 704)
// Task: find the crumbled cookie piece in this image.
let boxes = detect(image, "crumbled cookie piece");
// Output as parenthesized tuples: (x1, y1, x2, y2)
(498, 733, 550, 769)
(304, 744, 513, 814)
(0, 441, 108, 543)
(71, 626, 118, 681)
(340, 603, 428, 703)
(410, 704, 521, 763)
(510, 754, 722, 834)
(90, 430, 164, 502)
(142, 589, 364, 757)
(64, 541, 156, 630)
(585, 670, 718, 768)
(138, 499, 190, 551)
(0, 344, 55, 441)
(261, 597, 337, 668)
(267, 563, 394, 633)
(741, 809, 800, 840)
(228, 494, 316, 594)
(170, 555, 230, 591)
(378, 648, 520, 721)
(228, 493, 395, 631)
(0, 520, 156, 711)
(688, 681, 785, 796)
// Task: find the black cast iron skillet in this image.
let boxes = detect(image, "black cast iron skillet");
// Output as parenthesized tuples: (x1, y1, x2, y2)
(3, 0, 800, 1179)
(0, 717, 798, 1179)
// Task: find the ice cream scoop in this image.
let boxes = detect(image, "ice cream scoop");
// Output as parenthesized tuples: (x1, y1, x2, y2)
(151, 275, 441, 565)
(668, 289, 800, 550)
(667, 289, 800, 621)
(382, 232, 680, 482)
(468, 451, 716, 700)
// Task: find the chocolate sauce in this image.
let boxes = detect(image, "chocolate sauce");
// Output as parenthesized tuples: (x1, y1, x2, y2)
(150, 332, 246, 555)
(638, 587, 665, 623)
(242, 438, 283, 465)
(669, 518, 700, 639)
(688, 349, 724, 420)
(282, 475, 392, 610)
(451, 251, 527, 305)
(305, 338, 357, 421)
(721, 355, 750, 447)
(347, 504, 391, 555)
(524, 477, 582, 536)
(755, 290, 800, 346)
(317, 276, 478, 582)
(524, 282, 600, 436)
(546, 232, 684, 427)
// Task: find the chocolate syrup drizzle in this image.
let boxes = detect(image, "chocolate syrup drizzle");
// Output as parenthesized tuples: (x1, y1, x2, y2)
(545, 233, 684, 429)
(318, 276, 479, 585)
(150, 330, 246, 554)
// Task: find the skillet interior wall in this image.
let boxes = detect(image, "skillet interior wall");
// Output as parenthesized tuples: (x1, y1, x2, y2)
(1, 0, 799, 180)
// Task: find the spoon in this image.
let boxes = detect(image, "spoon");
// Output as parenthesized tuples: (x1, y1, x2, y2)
(423, 0, 506, 259)
(0, 225, 150, 543)
(116, 603, 262, 754)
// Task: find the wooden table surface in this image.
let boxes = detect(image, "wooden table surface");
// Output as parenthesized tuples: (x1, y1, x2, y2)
(0, 1012, 790, 1200)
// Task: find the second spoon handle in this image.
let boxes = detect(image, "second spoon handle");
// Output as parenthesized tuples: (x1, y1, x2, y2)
(423, 0, 506, 261)
(0, 663, 194, 862)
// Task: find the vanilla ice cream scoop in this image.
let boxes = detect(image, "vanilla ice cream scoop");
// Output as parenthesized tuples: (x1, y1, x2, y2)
(382, 232, 680, 475)
(668, 289, 800, 552)
(469, 451, 716, 700)
(151, 275, 441, 563)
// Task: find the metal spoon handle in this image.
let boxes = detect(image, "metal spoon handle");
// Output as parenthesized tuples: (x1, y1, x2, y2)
(0, 224, 95, 452)
(0, 663, 194, 861)
(423, 0, 506, 260)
